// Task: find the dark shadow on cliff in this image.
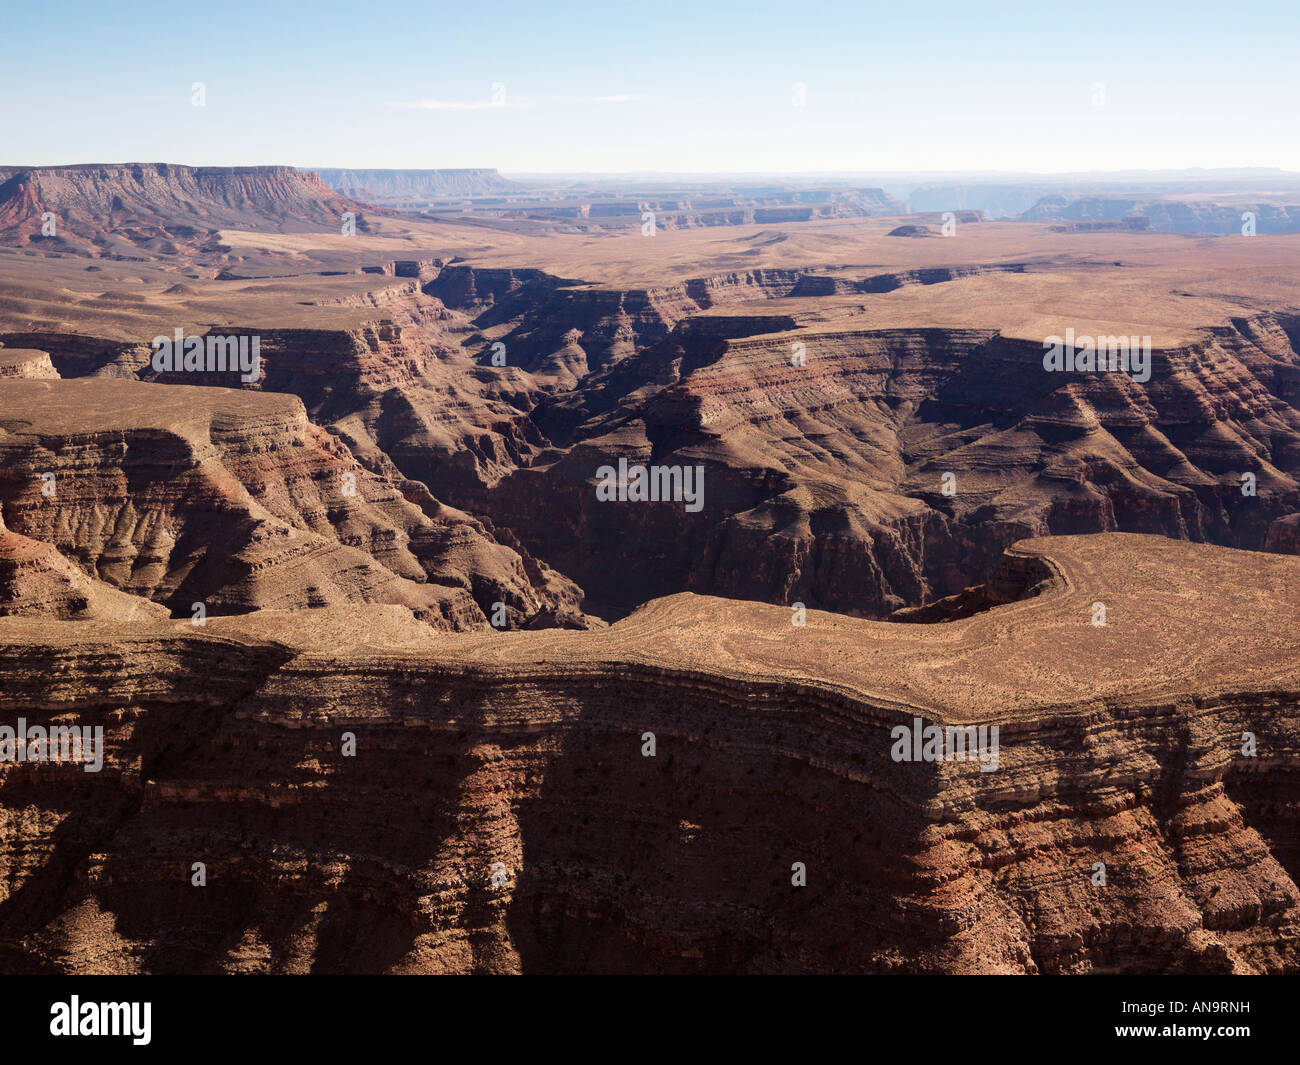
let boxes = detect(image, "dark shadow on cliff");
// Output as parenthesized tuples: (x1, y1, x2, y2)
(502, 670, 940, 973)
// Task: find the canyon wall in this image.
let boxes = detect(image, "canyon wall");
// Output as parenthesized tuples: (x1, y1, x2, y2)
(0, 378, 583, 628)
(0, 164, 373, 249)
(11, 255, 1299, 623)
(0, 535, 1296, 973)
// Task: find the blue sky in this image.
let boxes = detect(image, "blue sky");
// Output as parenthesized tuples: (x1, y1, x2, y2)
(2, 0, 1296, 173)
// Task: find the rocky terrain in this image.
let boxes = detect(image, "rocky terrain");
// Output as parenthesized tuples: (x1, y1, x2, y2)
(0, 164, 376, 254)
(355, 173, 909, 232)
(0, 167, 1298, 973)
(892, 171, 1300, 226)
(1020, 195, 1300, 234)
(0, 534, 1297, 973)
(4, 205, 1300, 624)
(0, 376, 583, 629)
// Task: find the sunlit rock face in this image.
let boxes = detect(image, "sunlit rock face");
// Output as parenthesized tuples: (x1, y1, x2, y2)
(0, 535, 1298, 973)
(2, 171, 1300, 973)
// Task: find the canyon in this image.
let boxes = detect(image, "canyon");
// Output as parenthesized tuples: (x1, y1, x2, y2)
(1, 534, 1297, 973)
(0, 165, 1298, 973)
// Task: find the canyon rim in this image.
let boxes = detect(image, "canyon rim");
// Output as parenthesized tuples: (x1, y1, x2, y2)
(1, 0, 1298, 1047)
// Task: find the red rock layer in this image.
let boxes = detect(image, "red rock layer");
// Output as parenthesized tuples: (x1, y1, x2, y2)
(0, 379, 583, 628)
(0, 535, 1296, 974)
(0, 164, 375, 251)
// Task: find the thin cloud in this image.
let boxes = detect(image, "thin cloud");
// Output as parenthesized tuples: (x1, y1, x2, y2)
(572, 94, 665, 104)
(385, 93, 662, 111)
(385, 99, 527, 111)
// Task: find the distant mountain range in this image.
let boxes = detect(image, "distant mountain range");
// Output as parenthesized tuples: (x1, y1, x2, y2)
(311, 168, 524, 201)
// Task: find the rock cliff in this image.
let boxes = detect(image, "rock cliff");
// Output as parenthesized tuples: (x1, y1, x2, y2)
(0, 379, 582, 628)
(0, 164, 373, 251)
(0, 535, 1296, 973)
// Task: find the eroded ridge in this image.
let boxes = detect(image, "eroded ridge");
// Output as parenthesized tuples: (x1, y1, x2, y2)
(0, 533, 1296, 973)
(0, 378, 587, 629)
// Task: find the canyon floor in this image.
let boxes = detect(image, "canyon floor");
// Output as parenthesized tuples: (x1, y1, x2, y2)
(0, 165, 1298, 973)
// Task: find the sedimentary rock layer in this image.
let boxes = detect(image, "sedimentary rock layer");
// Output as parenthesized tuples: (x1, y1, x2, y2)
(0, 164, 374, 251)
(451, 308, 1300, 617)
(0, 378, 582, 628)
(0, 534, 1296, 973)
(11, 253, 1300, 622)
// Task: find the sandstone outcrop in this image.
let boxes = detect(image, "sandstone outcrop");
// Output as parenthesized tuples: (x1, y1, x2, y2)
(0, 534, 1296, 973)
(2, 172, 1300, 974)
(0, 348, 58, 379)
(0, 379, 583, 628)
(1021, 195, 1300, 234)
(0, 506, 168, 621)
(9, 243, 1298, 623)
(434, 308, 1300, 617)
(0, 164, 374, 252)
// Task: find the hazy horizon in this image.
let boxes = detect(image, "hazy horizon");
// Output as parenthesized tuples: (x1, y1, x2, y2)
(8, 164, 1300, 183)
